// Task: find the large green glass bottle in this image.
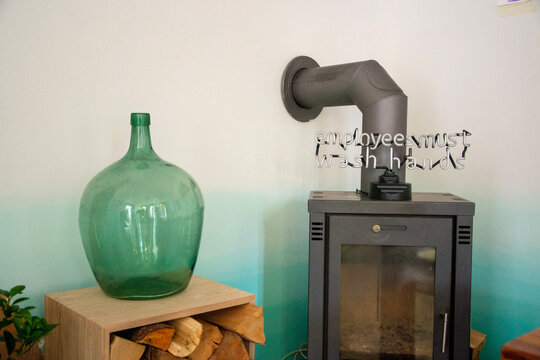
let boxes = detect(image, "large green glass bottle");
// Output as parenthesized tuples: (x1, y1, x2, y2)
(79, 113, 204, 299)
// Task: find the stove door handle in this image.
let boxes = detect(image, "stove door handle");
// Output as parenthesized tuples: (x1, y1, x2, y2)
(441, 312, 449, 353)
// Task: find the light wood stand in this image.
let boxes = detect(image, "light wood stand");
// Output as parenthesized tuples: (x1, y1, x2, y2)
(45, 276, 255, 360)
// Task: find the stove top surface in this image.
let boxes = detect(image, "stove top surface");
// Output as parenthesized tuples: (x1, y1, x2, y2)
(308, 191, 475, 215)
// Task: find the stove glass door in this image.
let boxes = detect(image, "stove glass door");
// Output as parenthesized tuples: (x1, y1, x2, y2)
(327, 216, 452, 360)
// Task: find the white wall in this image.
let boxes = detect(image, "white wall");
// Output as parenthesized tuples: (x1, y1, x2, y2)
(1, 1, 539, 358)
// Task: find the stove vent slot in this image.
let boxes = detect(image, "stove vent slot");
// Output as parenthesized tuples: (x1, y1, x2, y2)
(458, 225, 472, 244)
(311, 222, 324, 241)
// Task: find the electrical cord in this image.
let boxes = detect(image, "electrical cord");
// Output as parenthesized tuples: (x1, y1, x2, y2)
(281, 343, 308, 360)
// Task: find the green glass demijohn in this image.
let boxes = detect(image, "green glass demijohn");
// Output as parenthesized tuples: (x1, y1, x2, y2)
(79, 113, 204, 299)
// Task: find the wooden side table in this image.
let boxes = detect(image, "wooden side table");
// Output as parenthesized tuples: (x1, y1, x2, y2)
(45, 276, 255, 360)
(501, 328, 540, 360)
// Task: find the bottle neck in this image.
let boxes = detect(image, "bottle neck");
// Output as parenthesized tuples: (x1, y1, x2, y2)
(126, 125, 156, 158)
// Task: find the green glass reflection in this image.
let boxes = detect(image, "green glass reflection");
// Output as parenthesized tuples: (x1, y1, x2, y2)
(79, 113, 204, 299)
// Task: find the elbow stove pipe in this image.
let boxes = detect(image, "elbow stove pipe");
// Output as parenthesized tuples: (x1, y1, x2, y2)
(281, 56, 408, 194)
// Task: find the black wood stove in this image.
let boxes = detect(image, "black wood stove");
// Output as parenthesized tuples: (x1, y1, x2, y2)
(281, 56, 475, 359)
(308, 192, 475, 360)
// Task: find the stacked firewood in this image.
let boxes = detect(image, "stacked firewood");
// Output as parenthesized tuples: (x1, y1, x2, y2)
(110, 304, 264, 360)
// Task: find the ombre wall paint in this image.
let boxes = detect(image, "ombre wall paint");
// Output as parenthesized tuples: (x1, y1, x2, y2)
(0, 1, 539, 358)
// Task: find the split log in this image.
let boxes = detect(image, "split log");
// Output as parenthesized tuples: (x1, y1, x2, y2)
(208, 330, 249, 360)
(189, 320, 223, 360)
(129, 323, 175, 351)
(167, 317, 203, 357)
(470, 329, 487, 360)
(18, 344, 45, 360)
(110, 335, 146, 360)
(143, 347, 184, 360)
(198, 304, 265, 345)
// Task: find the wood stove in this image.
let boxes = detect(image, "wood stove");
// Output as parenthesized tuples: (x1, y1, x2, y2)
(308, 192, 475, 360)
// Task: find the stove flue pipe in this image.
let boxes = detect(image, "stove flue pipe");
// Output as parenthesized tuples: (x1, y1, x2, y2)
(281, 56, 408, 194)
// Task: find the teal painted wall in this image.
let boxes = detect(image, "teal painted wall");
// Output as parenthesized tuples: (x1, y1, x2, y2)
(471, 195, 540, 359)
(195, 192, 310, 359)
(1, 1, 539, 359)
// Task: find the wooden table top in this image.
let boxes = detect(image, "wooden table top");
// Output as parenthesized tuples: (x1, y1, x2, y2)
(45, 276, 255, 332)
